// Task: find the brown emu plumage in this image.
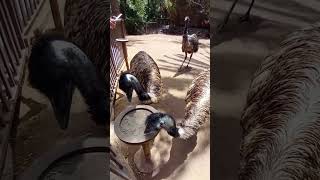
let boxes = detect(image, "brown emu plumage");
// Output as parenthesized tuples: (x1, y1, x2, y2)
(64, 0, 109, 70)
(240, 24, 320, 180)
(179, 69, 210, 139)
(125, 51, 163, 104)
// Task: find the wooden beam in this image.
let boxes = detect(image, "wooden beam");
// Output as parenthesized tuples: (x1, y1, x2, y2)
(49, 0, 63, 31)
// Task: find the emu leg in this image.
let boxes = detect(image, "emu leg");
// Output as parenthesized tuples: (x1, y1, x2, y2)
(217, 0, 240, 32)
(179, 52, 188, 69)
(187, 53, 193, 67)
(240, 0, 255, 22)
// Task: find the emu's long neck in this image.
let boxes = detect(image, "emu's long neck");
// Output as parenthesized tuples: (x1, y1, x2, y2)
(66, 46, 108, 126)
(183, 20, 189, 35)
(179, 86, 210, 139)
(127, 74, 149, 101)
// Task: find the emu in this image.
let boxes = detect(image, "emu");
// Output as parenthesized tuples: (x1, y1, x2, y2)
(181, 16, 199, 69)
(240, 24, 320, 180)
(28, 32, 107, 130)
(147, 69, 210, 139)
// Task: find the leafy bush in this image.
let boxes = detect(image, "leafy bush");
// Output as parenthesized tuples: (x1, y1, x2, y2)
(120, 0, 174, 34)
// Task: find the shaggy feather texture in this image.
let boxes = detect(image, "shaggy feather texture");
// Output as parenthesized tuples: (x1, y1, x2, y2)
(182, 17, 199, 54)
(240, 23, 320, 180)
(64, 0, 109, 71)
(179, 69, 210, 139)
(182, 34, 199, 54)
(123, 51, 163, 104)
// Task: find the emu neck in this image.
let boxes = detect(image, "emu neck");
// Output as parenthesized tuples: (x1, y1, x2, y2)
(128, 74, 149, 100)
(183, 20, 189, 35)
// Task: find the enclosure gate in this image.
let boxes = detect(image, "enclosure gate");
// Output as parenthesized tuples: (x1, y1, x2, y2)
(0, 0, 44, 178)
(110, 20, 129, 106)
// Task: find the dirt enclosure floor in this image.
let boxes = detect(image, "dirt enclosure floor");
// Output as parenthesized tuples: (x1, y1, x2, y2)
(111, 34, 210, 180)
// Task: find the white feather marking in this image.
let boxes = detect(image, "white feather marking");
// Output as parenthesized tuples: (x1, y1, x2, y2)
(148, 93, 158, 103)
(178, 128, 185, 136)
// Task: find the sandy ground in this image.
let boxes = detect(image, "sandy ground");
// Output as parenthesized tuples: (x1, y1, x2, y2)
(213, 0, 320, 179)
(111, 34, 210, 180)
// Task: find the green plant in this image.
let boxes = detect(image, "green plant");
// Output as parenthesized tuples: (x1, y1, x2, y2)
(119, 0, 181, 34)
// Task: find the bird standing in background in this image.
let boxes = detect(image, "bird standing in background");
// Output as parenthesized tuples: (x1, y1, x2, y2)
(180, 16, 199, 69)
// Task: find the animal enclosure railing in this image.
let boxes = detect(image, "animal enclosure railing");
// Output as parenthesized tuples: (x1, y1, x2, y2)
(110, 19, 129, 105)
(144, 18, 170, 34)
(0, 0, 43, 117)
(0, 0, 43, 178)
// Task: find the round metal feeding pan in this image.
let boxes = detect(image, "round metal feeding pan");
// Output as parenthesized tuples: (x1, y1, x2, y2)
(114, 105, 159, 144)
(114, 105, 167, 174)
(18, 136, 132, 180)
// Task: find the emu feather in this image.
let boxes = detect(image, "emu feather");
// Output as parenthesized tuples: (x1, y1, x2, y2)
(240, 23, 320, 180)
(178, 69, 210, 139)
(119, 51, 163, 104)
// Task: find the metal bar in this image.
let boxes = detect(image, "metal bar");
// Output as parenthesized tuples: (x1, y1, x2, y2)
(23, 0, 32, 18)
(13, 0, 26, 49)
(0, 20, 17, 76)
(0, 80, 10, 111)
(49, 0, 63, 31)
(8, 0, 22, 34)
(0, 34, 16, 87)
(18, 0, 28, 25)
(0, 1, 20, 65)
(2, 0, 22, 61)
(13, 0, 25, 30)
(27, 0, 34, 15)
(30, 0, 36, 10)
(0, 61, 13, 99)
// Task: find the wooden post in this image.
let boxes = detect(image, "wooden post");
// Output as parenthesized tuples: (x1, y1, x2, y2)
(120, 20, 126, 38)
(49, 0, 63, 31)
(142, 140, 152, 161)
(121, 42, 129, 70)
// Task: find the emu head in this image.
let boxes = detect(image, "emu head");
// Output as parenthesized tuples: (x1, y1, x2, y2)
(145, 113, 179, 138)
(119, 73, 134, 102)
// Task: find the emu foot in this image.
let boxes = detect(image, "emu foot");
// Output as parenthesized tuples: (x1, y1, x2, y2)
(217, 23, 226, 33)
(239, 14, 251, 22)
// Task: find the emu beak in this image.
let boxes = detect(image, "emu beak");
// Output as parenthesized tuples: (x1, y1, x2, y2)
(174, 128, 180, 137)
(49, 83, 75, 130)
(126, 90, 133, 102)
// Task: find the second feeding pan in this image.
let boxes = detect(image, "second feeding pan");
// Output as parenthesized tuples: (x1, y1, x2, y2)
(114, 105, 159, 144)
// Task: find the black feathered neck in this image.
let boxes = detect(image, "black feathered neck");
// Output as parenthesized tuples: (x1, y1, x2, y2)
(119, 72, 150, 101)
(28, 34, 108, 129)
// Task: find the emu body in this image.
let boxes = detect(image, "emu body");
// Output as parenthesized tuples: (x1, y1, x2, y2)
(178, 69, 210, 139)
(240, 24, 320, 180)
(28, 33, 108, 130)
(64, 0, 109, 68)
(181, 16, 199, 69)
(119, 51, 163, 104)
